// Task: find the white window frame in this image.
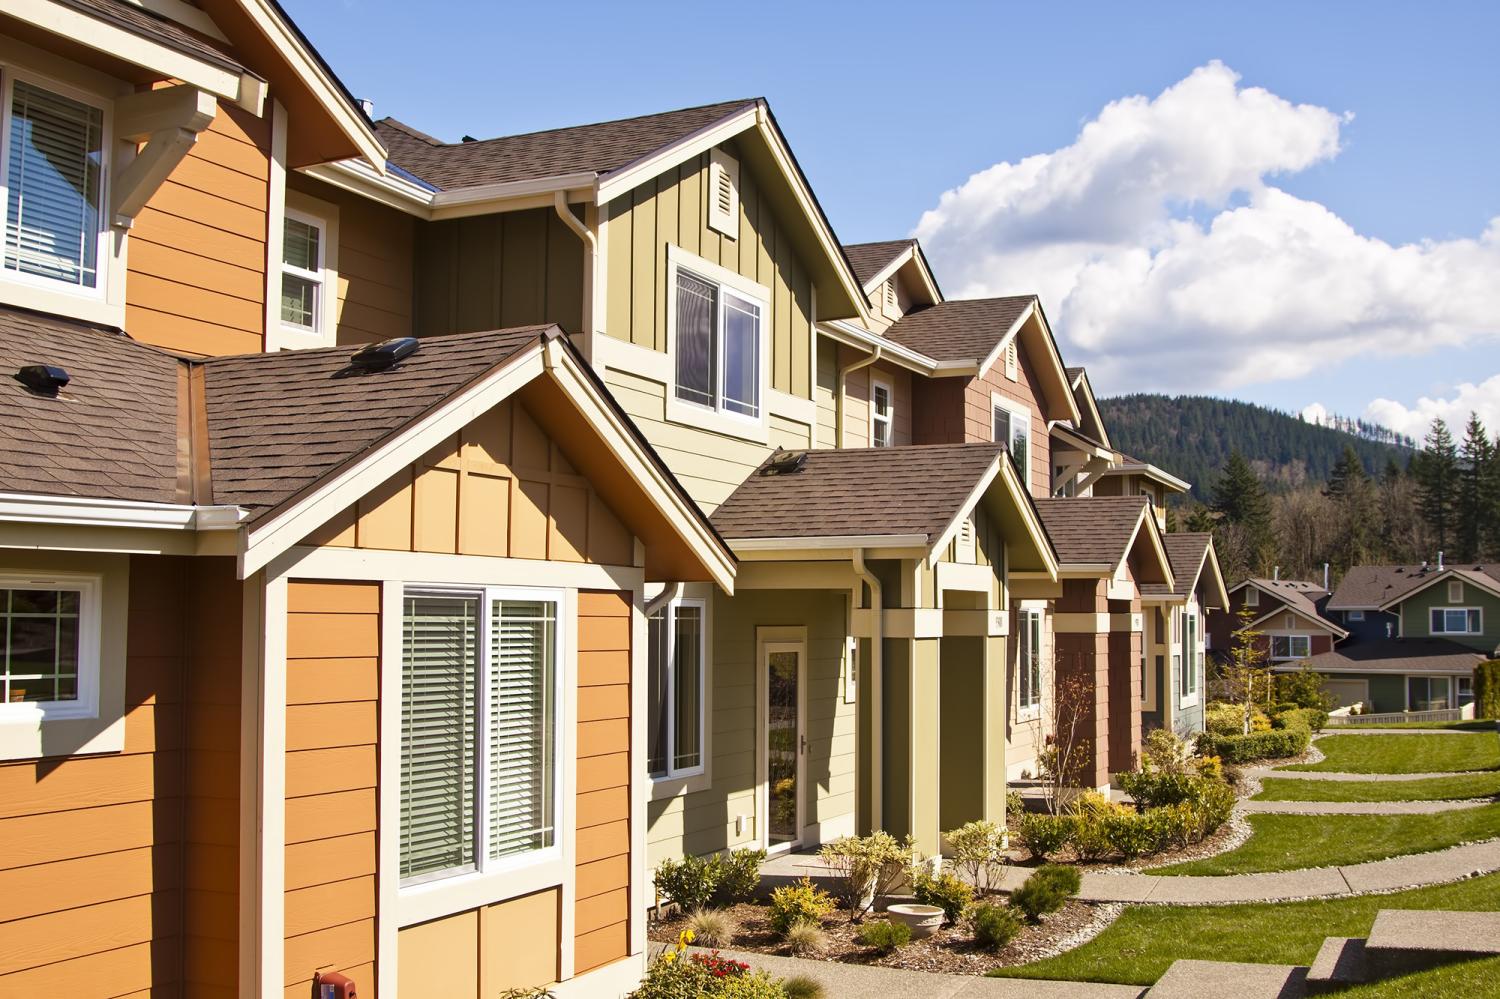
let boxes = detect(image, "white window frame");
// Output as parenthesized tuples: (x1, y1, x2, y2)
(1016, 605, 1043, 718)
(1348, 610, 1365, 621)
(271, 190, 340, 349)
(1245, 587, 1259, 608)
(0, 571, 102, 723)
(1406, 674, 1453, 712)
(1269, 634, 1312, 661)
(1179, 609, 1199, 707)
(664, 244, 772, 443)
(843, 635, 858, 705)
(870, 377, 893, 448)
(0, 61, 125, 326)
(397, 583, 568, 918)
(991, 393, 1032, 490)
(648, 596, 706, 782)
(1430, 606, 1482, 635)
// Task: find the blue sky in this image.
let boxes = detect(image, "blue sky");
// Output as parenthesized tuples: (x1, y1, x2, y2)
(285, 0, 1500, 436)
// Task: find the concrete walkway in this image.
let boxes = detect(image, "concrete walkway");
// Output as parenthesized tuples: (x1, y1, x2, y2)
(1237, 797, 1494, 815)
(1246, 766, 1474, 782)
(997, 838, 1500, 904)
(707, 948, 1146, 998)
(1318, 727, 1487, 735)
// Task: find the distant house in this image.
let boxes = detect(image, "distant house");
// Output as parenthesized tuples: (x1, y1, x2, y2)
(1209, 576, 1348, 665)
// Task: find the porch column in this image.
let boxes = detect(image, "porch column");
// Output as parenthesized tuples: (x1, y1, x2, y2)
(983, 633, 1008, 823)
(910, 636, 942, 856)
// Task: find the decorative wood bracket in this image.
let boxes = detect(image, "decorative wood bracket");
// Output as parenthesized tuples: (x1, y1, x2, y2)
(111, 84, 218, 227)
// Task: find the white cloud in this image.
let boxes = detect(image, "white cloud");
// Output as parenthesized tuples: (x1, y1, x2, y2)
(1365, 377, 1500, 440)
(914, 61, 1500, 397)
(1301, 402, 1329, 425)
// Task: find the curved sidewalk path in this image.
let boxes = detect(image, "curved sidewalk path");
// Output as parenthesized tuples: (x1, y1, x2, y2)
(1237, 797, 1493, 815)
(1245, 765, 1478, 782)
(997, 838, 1500, 904)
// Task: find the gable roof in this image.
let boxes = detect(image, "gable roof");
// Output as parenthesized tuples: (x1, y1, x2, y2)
(1141, 533, 1227, 607)
(843, 240, 915, 288)
(1329, 563, 1500, 610)
(1065, 366, 1112, 449)
(1298, 638, 1486, 676)
(1033, 496, 1171, 585)
(63, 0, 248, 73)
(375, 100, 758, 191)
(710, 443, 1056, 574)
(1237, 577, 1347, 637)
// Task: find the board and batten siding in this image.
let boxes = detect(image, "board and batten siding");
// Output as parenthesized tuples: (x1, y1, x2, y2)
(127, 99, 271, 357)
(813, 341, 915, 449)
(283, 580, 380, 998)
(413, 206, 586, 339)
(601, 142, 814, 401)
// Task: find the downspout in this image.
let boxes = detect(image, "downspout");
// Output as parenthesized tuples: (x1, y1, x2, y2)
(836, 343, 882, 447)
(553, 192, 597, 353)
(645, 582, 683, 617)
(852, 549, 883, 830)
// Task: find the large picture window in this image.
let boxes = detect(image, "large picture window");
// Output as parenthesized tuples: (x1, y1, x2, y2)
(1407, 675, 1452, 712)
(1430, 607, 1481, 635)
(991, 399, 1031, 488)
(1017, 608, 1042, 713)
(648, 598, 705, 779)
(674, 267, 762, 420)
(3, 76, 106, 292)
(401, 589, 559, 886)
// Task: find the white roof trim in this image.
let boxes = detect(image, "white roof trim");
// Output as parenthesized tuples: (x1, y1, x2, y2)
(1248, 604, 1348, 638)
(730, 534, 929, 552)
(863, 245, 915, 293)
(928, 455, 1059, 580)
(975, 300, 1034, 380)
(1375, 568, 1500, 612)
(819, 320, 938, 375)
(0, 492, 246, 531)
(595, 104, 761, 205)
(1103, 460, 1192, 493)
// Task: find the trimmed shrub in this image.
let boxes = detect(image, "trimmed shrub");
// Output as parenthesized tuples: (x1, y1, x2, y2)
(1478, 661, 1500, 720)
(856, 919, 911, 953)
(1116, 768, 1202, 809)
(718, 847, 767, 903)
(654, 854, 723, 912)
(1008, 865, 1077, 922)
(1196, 725, 1309, 763)
(970, 903, 1024, 950)
(1006, 788, 1028, 819)
(780, 975, 825, 999)
(944, 819, 1007, 894)
(717, 971, 789, 999)
(767, 878, 833, 937)
(784, 920, 828, 957)
(1103, 810, 1158, 859)
(816, 832, 915, 921)
(687, 908, 737, 949)
(1273, 706, 1328, 733)
(913, 870, 973, 924)
(1016, 812, 1073, 861)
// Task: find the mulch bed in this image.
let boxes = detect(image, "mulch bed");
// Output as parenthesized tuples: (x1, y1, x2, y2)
(647, 899, 1103, 975)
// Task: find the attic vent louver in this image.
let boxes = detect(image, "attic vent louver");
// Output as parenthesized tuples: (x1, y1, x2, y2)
(350, 337, 420, 373)
(15, 364, 69, 395)
(761, 449, 808, 476)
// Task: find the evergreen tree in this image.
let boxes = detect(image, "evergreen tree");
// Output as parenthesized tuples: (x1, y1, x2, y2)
(1212, 450, 1275, 574)
(1413, 419, 1460, 555)
(1326, 444, 1380, 569)
(1456, 414, 1494, 560)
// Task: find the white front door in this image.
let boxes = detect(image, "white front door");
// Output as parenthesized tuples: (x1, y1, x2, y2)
(761, 639, 806, 854)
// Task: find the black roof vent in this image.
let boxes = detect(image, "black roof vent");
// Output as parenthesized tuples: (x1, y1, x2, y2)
(461, 135, 477, 143)
(349, 337, 419, 373)
(15, 364, 69, 395)
(761, 449, 808, 476)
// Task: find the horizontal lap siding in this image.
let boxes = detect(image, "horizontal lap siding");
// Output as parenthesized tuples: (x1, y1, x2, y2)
(965, 346, 1051, 496)
(575, 591, 631, 974)
(128, 100, 270, 357)
(0, 556, 203, 996)
(284, 581, 381, 997)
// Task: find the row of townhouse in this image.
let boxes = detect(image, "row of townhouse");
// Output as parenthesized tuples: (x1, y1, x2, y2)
(1211, 559, 1491, 714)
(0, 3, 1222, 996)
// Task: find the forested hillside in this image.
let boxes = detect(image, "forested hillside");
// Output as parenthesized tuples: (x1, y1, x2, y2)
(1099, 394, 1413, 499)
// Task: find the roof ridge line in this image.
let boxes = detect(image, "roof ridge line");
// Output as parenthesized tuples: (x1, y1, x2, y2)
(383, 98, 762, 151)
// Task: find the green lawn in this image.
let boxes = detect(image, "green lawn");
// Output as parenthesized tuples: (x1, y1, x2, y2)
(1340, 956, 1500, 997)
(1282, 734, 1500, 774)
(1148, 805, 1500, 876)
(1254, 771, 1500, 803)
(987, 871, 1500, 986)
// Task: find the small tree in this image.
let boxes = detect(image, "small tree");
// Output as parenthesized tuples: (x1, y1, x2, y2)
(1039, 667, 1093, 814)
(1217, 605, 1273, 735)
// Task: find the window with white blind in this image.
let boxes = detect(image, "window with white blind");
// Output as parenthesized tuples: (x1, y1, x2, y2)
(280, 210, 326, 335)
(1017, 608, 1043, 714)
(2, 75, 107, 294)
(871, 379, 893, 447)
(648, 598, 705, 780)
(400, 588, 561, 887)
(673, 266, 763, 421)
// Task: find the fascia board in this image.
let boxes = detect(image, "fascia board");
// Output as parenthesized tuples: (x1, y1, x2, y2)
(818, 321, 937, 375)
(975, 301, 1033, 380)
(862, 245, 915, 294)
(594, 106, 760, 205)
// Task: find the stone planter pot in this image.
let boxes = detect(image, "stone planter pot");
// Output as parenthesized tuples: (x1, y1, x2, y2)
(885, 903, 945, 939)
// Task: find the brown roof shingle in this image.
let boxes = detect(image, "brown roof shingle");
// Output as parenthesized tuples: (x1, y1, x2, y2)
(1301, 638, 1486, 676)
(842, 240, 912, 288)
(0, 307, 181, 504)
(204, 326, 550, 519)
(711, 443, 1007, 543)
(1032, 497, 1149, 568)
(882, 297, 1034, 364)
(1141, 532, 1213, 598)
(375, 99, 759, 191)
(59, 0, 249, 74)
(1328, 563, 1500, 609)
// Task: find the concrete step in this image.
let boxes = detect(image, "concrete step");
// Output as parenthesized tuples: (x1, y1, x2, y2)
(1148, 959, 1308, 998)
(1305, 937, 1367, 993)
(1364, 909, 1500, 978)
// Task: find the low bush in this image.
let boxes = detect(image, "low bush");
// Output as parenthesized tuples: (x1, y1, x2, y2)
(816, 832, 914, 921)
(780, 976, 825, 999)
(856, 919, 911, 953)
(1116, 768, 1202, 809)
(767, 878, 833, 937)
(632, 932, 788, 999)
(718, 847, 767, 903)
(913, 870, 973, 924)
(1103, 809, 1158, 859)
(687, 908, 736, 949)
(498, 989, 555, 999)
(944, 819, 1007, 894)
(784, 920, 827, 957)
(1006, 788, 1028, 819)
(1205, 701, 1271, 737)
(970, 903, 1024, 950)
(654, 854, 723, 912)
(716, 969, 788, 999)
(1273, 706, 1328, 734)
(1008, 865, 1078, 922)
(1016, 812, 1073, 861)
(1196, 725, 1309, 763)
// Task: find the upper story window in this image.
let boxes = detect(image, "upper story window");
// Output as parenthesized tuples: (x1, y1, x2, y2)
(1348, 609, 1365, 621)
(3, 77, 107, 294)
(673, 264, 764, 420)
(991, 396, 1031, 489)
(0, 574, 100, 720)
(1430, 607, 1480, 635)
(648, 598, 705, 780)
(871, 379, 893, 447)
(1245, 587, 1260, 608)
(400, 589, 561, 886)
(280, 211, 325, 334)
(1270, 634, 1311, 660)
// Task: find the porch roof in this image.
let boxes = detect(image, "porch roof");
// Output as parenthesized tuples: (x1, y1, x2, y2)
(1033, 496, 1172, 586)
(1299, 638, 1486, 675)
(1141, 532, 1227, 608)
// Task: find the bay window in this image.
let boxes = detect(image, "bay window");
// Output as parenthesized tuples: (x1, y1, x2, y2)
(1430, 607, 1480, 635)
(648, 598, 705, 779)
(400, 589, 560, 886)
